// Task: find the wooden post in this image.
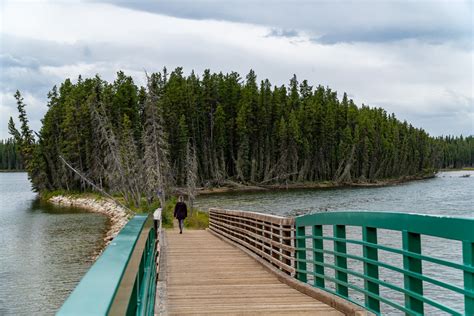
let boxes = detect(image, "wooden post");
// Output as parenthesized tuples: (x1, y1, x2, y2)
(296, 225, 307, 282)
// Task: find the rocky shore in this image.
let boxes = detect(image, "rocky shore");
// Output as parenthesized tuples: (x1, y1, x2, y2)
(49, 195, 130, 247)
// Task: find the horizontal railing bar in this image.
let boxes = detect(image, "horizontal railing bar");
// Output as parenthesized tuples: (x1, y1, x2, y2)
(295, 212, 474, 241)
(210, 208, 295, 226)
(209, 222, 294, 262)
(296, 268, 461, 316)
(296, 260, 463, 315)
(295, 234, 474, 273)
(210, 212, 295, 234)
(210, 218, 294, 252)
(209, 224, 295, 274)
(58, 215, 154, 315)
(295, 247, 473, 298)
(296, 268, 416, 315)
(110, 215, 154, 315)
(138, 237, 155, 316)
(210, 213, 294, 242)
(209, 211, 294, 232)
(209, 222, 293, 261)
(310, 283, 408, 315)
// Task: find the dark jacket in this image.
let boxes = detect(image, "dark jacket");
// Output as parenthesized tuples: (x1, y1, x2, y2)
(174, 202, 188, 220)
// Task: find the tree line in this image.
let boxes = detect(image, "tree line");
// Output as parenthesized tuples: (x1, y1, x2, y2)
(436, 135, 473, 169)
(0, 138, 24, 170)
(8, 68, 473, 206)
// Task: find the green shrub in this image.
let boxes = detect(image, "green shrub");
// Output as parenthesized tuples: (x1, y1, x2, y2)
(161, 197, 176, 228)
(185, 209, 209, 229)
(40, 189, 101, 201)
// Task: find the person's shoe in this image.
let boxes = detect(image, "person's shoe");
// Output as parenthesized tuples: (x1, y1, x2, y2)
(180, 231, 182, 234)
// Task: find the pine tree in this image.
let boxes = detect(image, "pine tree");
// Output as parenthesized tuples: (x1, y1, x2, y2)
(143, 73, 171, 207)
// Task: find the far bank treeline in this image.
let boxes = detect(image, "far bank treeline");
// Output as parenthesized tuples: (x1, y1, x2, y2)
(8, 68, 473, 205)
(0, 138, 23, 170)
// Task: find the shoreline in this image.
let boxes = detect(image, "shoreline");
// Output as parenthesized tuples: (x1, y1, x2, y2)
(195, 173, 437, 195)
(48, 195, 130, 254)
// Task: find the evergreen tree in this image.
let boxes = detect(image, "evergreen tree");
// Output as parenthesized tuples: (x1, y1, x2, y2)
(7, 69, 472, 201)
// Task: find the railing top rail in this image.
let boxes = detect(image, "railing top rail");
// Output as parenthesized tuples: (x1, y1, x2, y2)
(295, 211, 474, 241)
(58, 214, 150, 315)
(210, 207, 295, 225)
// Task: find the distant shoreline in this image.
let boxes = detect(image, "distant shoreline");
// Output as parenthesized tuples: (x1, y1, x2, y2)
(195, 173, 437, 195)
(0, 169, 25, 172)
(438, 167, 474, 172)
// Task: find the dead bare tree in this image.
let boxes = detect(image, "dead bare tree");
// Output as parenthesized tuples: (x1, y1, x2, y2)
(186, 140, 198, 212)
(143, 74, 171, 208)
(335, 144, 356, 183)
(90, 100, 135, 205)
(119, 115, 143, 208)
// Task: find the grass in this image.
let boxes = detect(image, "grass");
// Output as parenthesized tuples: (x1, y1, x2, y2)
(162, 197, 210, 229)
(185, 209, 209, 229)
(161, 197, 176, 228)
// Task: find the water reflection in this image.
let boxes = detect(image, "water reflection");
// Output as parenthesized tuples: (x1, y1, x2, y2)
(0, 173, 108, 315)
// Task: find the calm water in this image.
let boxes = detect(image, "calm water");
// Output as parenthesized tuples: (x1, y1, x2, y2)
(197, 171, 474, 315)
(0, 173, 108, 315)
(196, 171, 474, 218)
(0, 172, 472, 315)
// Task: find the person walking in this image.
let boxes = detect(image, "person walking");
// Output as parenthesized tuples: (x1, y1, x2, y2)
(174, 195, 188, 234)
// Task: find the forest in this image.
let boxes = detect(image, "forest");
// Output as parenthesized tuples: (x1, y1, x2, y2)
(0, 138, 23, 170)
(8, 68, 473, 206)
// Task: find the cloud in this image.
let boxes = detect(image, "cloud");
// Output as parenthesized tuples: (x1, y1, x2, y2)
(312, 28, 473, 46)
(0, 0, 472, 139)
(0, 55, 40, 70)
(93, 0, 473, 46)
(0, 91, 46, 139)
(266, 28, 299, 39)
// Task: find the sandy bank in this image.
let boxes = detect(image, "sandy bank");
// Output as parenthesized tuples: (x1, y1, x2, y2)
(49, 195, 130, 248)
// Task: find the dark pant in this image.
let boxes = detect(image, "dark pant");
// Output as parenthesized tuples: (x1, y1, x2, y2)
(178, 219, 184, 232)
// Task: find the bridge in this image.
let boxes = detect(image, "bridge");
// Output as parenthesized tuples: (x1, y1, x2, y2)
(58, 208, 473, 315)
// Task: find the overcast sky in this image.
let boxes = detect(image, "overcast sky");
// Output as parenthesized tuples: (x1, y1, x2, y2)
(0, 0, 472, 139)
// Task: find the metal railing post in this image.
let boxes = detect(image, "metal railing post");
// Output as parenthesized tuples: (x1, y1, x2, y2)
(334, 224, 348, 298)
(463, 241, 474, 315)
(402, 230, 424, 315)
(312, 225, 325, 287)
(362, 226, 380, 313)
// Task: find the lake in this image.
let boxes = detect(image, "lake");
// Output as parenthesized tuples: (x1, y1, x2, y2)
(0, 172, 108, 315)
(0, 171, 472, 314)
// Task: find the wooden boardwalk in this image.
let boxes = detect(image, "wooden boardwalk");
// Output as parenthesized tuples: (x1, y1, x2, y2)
(160, 228, 343, 315)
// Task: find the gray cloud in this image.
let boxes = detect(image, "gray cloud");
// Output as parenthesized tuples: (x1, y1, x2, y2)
(93, 0, 473, 45)
(313, 28, 473, 46)
(0, 55, 40, 70)
(266, 28, 299, 39)
(0, 1, 472, 139)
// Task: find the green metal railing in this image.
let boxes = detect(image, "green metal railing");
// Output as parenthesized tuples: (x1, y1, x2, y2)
(58, 214, 157, 316)
(295, 212, 474, 315)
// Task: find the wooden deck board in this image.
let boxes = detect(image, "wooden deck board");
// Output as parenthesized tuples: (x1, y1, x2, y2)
(161, 229, 343, 315)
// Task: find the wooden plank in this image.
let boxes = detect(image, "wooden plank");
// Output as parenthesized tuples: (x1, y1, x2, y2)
(160, 229, 343, 316)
